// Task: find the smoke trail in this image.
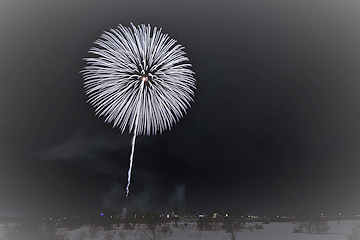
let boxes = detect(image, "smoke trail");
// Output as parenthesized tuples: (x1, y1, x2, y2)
(121, 207, 127, 216)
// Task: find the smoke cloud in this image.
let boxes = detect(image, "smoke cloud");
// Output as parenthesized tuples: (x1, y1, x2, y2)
(32, 126, 130, 175)
(102, 182, 125, 213)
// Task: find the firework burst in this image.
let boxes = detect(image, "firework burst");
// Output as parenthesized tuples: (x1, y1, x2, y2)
(82, 23, 196, 200)
(82, 23, 195, 135)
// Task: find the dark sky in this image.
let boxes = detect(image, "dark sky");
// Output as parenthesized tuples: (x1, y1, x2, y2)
(1, 0, 360, 217)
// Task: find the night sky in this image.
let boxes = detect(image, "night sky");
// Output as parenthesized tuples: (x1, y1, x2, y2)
(1, 0, 360, 217)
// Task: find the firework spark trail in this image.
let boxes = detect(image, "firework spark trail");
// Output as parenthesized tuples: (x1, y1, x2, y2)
(126, 80, 144, 200)
(82, 23, 196, 207)
(126, 131, 136, 200)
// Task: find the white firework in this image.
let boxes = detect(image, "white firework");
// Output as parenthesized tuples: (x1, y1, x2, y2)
(82, 23, 196, 199)
(83, 23, 195, 135)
